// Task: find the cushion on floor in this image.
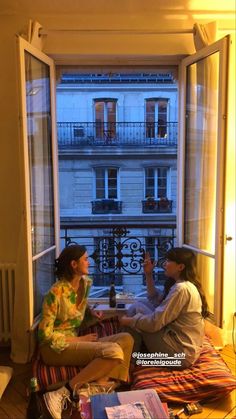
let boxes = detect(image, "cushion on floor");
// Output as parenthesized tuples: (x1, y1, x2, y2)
(33, 316, 121, 390)
(131, 336, 236, 403)
(33, 319, 235, 404)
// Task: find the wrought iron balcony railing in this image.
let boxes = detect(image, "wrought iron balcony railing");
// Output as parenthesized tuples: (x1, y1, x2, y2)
(92, 200, 122, 214)
(60, 224, 176, 292)
(142, 199, 173, 213)
(57, 121, 178, 147)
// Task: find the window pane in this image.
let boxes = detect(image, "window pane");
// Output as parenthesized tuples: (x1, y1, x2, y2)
(96, 189, 105, 199)
(146, 100, 155, 137)
(184, 54, 219, 253)
(146, 100, 155, 121)
(158, 167, 167, 177)
(108, 189, 117, 199)
(108, 168, 117, 198)
(108, 179, 117, 188)
(108, 168, 117, 178)
(196, 253, 215, 314)
(33, 249, 56, 318)
(146, 168, 154, 178)
(96, 179, 105, 189)
(95, 168, 105, 198)
(157, 167, 167, 198)
(146, 179, 154, 188)
(158, 100, 167, 138)
(25, 52, 55, 256)
(95, 101, 104, 137)
(145, 168, 155, 197)
(107, 101, 116, 124)
(95, 168, 104, 176)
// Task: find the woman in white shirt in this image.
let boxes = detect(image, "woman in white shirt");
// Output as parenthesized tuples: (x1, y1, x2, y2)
(120, 247, 209, 368)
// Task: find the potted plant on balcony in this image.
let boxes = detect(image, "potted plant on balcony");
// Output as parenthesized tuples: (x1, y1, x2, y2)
(159, 197, 170, 211)
(146, 196, 156, 210)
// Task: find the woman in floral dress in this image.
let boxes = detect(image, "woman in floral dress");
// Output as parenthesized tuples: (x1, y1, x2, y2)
(38, 244, 133, 419)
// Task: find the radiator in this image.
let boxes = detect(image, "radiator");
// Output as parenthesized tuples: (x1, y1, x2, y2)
(0, 264, 15, 342)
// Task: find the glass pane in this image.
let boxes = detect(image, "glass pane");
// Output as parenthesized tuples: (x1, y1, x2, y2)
(146, 179, 154, 188)
(146, 168, 154, 178)
(108, 189, 117, 199)
(96, 179, 105, 189)
(25, 52, 55, 256)
(108, 179, 117, 188)
(196, 253, 215, 315)
(33, 249, 56, 318)
(95, 101, 104, 137)
(95, 168, 104, 178)
(107, 101, 116, 137)
(96, 169, 105, 198)
(108, 168, 117, 178)
(184, 53, 219, 254)
(158, 100, 167, 138)
(146, 100, 155, 137)
(96, 189, 105, 199)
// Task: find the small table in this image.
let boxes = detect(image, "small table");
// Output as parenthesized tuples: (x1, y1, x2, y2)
(94, 303, 132, 318)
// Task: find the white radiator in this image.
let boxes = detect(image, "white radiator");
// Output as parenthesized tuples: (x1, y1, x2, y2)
(0, 264, 15, 342)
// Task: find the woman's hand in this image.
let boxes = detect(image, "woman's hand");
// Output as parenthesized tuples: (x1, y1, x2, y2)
(143, 252, 156, 275)
(119, 316, 133, 327)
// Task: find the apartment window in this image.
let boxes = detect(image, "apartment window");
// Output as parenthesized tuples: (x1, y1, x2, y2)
(145, 167, 168, 199)
(94, 99, 117, 140)
(92, 168, 122, 214)
(146, 99, 168, 138)
(95, 168, 118, 199)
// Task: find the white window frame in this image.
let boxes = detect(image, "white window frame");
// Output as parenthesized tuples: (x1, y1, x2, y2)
(178, 36, 229, 326)
(18, 36, 59, 327)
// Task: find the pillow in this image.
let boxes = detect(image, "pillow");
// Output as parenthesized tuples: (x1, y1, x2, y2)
(33, 316, 121, 390)
(0, 366, 13, 399)
(131, 336, 236, 403)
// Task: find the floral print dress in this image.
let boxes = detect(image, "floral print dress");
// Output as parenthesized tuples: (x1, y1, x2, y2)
(38, 276, 92, 353)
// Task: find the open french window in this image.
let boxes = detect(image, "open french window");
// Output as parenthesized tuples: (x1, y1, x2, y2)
(178, 36, 229, 326)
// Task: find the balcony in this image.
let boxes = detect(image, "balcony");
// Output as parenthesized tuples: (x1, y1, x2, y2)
(92, 200, 122, 214)
(57, 121, 178, 147)
(60, 224, 176, 292)
(142, 198, 173, 213)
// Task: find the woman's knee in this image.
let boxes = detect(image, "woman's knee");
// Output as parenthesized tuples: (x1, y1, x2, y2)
(101, 342, 124, 360)
(114, 332, 134, 348)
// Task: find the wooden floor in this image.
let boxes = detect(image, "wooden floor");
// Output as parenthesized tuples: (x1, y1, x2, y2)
(0, 345, 235, 419)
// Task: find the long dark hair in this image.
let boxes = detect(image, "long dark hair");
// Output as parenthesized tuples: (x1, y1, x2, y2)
(162, 247, 209, 318)
(55, 245, 87, 281)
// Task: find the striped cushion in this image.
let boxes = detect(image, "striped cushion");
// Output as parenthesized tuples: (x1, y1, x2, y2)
(131, 337, 236, 403)
(33, 316, 121, 390)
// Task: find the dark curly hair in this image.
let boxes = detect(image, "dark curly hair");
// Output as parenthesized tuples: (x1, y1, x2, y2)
(54, 245, 87, 281)
(162, 247, 209, 318)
